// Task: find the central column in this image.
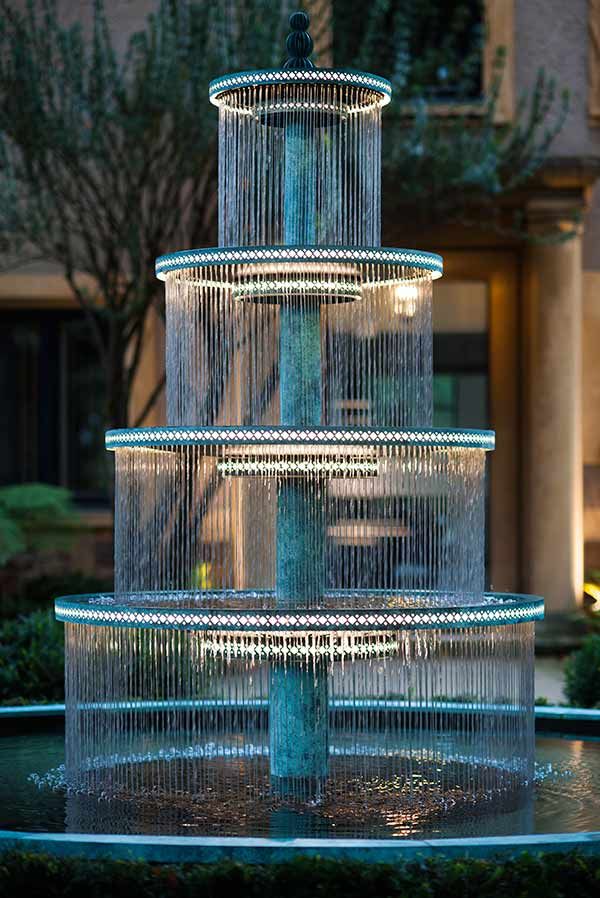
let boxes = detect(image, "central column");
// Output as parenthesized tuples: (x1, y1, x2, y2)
(270, 112, 329, 799)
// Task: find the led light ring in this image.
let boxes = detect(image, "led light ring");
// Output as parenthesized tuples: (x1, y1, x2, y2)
(216, 457, 380, 478)
(105, 425, 495, 452)
(208, 68, 392, 106)
(55, 592, 544, 631)
(155, 245, 444, 280)
(231, 277, 363, 305)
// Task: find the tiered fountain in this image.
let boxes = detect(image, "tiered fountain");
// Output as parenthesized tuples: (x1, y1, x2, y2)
(55, 12, 543, 838)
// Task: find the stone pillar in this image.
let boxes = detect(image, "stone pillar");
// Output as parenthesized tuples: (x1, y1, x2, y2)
(522, 200, 584, 621)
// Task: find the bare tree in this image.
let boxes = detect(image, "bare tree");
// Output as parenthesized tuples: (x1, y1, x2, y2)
(0, 0, 291, 429)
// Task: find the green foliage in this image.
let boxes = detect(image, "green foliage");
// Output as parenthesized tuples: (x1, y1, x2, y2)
(0, 571, 112, 619)
(335, 0, 485, 101)
(564, 635, 600, 708)
(0, 484, 79, 566)
(0, 851, 599, 898)
(333, 0, 569, 235)
(0, 610, 64, 705)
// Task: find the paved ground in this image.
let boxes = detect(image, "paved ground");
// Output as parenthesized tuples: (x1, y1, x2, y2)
(535, 655, 567, 704)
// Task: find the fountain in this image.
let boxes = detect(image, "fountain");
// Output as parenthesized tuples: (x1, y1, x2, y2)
(54, 12, 544, 838)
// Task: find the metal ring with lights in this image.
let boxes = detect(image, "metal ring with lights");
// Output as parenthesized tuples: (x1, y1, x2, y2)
(208, 68, 393, 108)
(105, 425, 495, 452)
(155, 245, 444, 280)
(55, 592, 544, 632)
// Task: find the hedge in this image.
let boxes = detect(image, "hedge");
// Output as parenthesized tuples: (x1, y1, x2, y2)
(564, 634, 600, 708)
(0, 850, 599, 898)
(0, 610, 64, 705)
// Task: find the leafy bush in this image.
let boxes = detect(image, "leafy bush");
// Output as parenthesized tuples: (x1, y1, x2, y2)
(1, 571, 112, 620)
(0, 484, 79, 566)
(0, 610, 64, 705)
(564, 634, 600, 708)
(0, 851, 599, 898)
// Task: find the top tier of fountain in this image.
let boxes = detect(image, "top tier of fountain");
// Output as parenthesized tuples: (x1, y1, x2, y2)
(210, 11, 391, 249)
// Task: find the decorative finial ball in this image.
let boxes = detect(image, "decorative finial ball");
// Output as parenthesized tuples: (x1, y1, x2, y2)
(289, 11, 310, 31)
(283, 10, 314, 69)
(286, 29, 313, 58)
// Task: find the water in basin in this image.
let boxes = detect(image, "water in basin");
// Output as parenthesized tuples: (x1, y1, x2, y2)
(0, 729, 598, 839)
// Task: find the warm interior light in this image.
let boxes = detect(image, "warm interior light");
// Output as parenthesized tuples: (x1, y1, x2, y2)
(583, 581, 600, 612)
(393, 283, 419, 317)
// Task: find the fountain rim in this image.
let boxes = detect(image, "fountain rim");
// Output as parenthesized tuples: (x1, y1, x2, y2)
(155, 245, 444, 280)
(104, 425, 494, 451)
(54, 591, 544, 631)
(208, 67, 392, 105)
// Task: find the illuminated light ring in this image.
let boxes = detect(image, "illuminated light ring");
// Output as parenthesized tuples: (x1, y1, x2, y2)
(55, 592, 544, 631)
(105, 425, 495, 452)
(208, 68, 392, 107)
(232, 277, 362, 304)
(216, 458, 380, 477)
(155, 245, 443, 280)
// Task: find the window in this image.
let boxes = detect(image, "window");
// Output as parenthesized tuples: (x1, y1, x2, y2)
(0, 310, 109, 504)
(333, 0, 485, 102)
(332, 0, 514, 119)
(432, 281, 488, 428)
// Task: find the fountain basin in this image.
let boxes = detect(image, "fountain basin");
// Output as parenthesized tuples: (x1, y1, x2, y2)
(1, 704, 598, 860)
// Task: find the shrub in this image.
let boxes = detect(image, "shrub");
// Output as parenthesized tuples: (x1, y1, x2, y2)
(564, 634, 600, 708)
(0, 571, 112, 620)
(0, 610, 64, 705)
(0, 851, 599, 898)
(0, 484, 79, 566)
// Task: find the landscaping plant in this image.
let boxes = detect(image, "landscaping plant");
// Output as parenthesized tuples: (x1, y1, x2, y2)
(564, 634, 600, 708)
(0, 850, 599, 898)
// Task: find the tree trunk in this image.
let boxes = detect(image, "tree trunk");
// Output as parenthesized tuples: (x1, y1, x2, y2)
(106, 327, 130, 431)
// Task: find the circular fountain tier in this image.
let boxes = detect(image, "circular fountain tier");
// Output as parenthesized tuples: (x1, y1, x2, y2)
(156, 247, 442, 429)
(56, 587, 539, 837)
(156, 245, 443, 280)
(209, 62, 391, 248)
(105, 425, 493, 600)
(56, 590, 543, 634)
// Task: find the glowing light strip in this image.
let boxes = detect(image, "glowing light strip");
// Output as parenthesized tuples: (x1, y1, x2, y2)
(216, 458, 379, 476)
(105, 425, 495, 451)
(168, 635, 403, 661)
(232, 278, 362, 301)
(250, 99, 375, 116)
(208, 68, 392, 104)
(155, 245, 443, 279)
(55, 592, 544, 631)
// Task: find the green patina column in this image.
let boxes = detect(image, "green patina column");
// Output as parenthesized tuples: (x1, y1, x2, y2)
(270, 13, 329, 801)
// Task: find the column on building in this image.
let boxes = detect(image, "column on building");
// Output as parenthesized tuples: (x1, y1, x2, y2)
(522, 198, 584, 618)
